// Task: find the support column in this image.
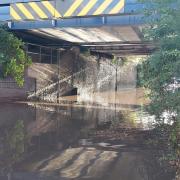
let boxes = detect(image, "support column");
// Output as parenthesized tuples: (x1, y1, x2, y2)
(71, 46, 80, 88)
(39, 46, 42, 63)
(57, 50, 61, 103)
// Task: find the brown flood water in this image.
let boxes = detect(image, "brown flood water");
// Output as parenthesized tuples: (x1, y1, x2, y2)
(0, 88, 176, 180)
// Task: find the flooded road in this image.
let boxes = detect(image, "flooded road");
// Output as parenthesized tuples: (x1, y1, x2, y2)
(0, 89, 176, 180)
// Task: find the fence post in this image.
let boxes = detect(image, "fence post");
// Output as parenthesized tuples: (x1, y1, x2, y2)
(35, 79, 37, 96)
(57, 50, 61, 103)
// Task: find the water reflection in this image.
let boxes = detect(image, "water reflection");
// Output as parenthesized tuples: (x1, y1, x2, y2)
(0, 89, 175, 180)
(0, 120, 25, 178)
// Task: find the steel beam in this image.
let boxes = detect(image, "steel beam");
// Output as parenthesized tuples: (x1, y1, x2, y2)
(0, 6, 10, 21)
(0, 0, 40, 4)
(9, 14, 144, 29)
(10, 0, 125, 21)
(0, 0, 148, 23)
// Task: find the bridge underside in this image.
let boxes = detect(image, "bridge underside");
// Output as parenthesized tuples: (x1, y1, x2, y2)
(27, 26, 142, 43)
(14, 24, 154, 57)
(5, 0, 154, 57)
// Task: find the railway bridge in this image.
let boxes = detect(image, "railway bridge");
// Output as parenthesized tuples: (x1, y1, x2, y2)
(0, 0, 155, 101)
(0, 0, 155, 57)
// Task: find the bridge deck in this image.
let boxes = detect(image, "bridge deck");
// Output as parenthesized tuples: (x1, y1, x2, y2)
(0, 0, 153, 56)
(0, 0, 146, 22)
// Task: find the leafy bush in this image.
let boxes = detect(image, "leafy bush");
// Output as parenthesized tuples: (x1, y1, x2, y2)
(0, 27, 31, 86)
(139, 0, 180, 174)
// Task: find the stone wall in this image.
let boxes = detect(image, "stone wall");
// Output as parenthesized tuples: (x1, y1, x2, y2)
(0, 49, 137, 101)
(0, 74, 35, 101)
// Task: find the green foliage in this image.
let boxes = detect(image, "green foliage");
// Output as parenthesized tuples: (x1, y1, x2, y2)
(112, 57, 118, 65)
(6, 120, 25, 162)
(137, 62, 145, 87)
(0, 120, 26, 174)
(111, 57, 125, 66)
(140, 0, 180, 117)
(0, 27, 31, 87)
(139, 0, 180, 169)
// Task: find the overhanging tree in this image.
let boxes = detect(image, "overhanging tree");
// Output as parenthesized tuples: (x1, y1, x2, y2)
(0, 27, 31, 87)
(139, 0, 180, 169)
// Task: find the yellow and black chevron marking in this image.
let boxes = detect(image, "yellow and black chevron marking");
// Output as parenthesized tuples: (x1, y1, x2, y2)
(10, 0, 125, 21)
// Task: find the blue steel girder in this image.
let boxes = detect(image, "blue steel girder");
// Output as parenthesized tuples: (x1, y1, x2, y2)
(0, 0, 145, 20)
(0, 0, 40, 4)
(10, 0, 125, 21)
(9, 14, 144, 29)
(0, 0, 146, 20)
(0, 0, 147, 29)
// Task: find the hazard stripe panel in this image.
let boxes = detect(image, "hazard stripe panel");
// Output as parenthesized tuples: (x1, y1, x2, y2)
(10, 0, 125, 21)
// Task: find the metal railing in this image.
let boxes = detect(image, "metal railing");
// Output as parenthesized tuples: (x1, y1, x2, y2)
(26, 43, 58, 64)
(0, 79, 23, 89)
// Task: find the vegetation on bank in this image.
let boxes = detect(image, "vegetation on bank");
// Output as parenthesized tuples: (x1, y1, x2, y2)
(138, 0, 180, 178)
(0, 26, 31, 87)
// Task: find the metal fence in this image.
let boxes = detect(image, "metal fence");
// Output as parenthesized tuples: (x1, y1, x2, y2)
(0, 79, 23, 89)
(26, 43, 58, 64)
